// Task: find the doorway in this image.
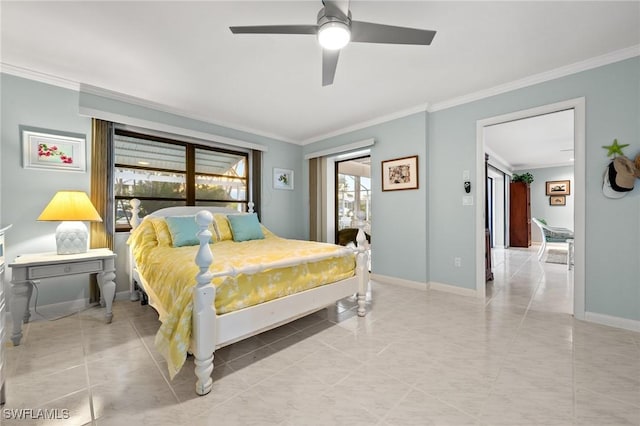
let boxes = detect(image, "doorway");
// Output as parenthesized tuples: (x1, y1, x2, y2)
(475, 98, 586, 319)
(334, 155, 371, 244)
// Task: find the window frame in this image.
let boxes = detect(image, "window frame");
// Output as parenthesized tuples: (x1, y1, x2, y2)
(114, 129, 249, 231)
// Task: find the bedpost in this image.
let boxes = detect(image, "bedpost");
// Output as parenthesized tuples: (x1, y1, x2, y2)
(355, 211, 369, 316)
(192, 211, 216, 396)
(129, 199, 141, 301)
(247, 201, 254, 213)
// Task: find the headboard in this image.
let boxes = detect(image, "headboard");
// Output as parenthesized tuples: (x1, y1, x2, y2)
(129, 199, 253, 229)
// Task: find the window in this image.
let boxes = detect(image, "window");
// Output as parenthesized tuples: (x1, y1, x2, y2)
(114, 130, 248, 230)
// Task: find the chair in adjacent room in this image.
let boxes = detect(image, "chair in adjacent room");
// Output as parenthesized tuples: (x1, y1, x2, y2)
(531, 218, 574, 264)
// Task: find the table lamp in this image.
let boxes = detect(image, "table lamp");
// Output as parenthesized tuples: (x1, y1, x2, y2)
(37, 190, 103, 255)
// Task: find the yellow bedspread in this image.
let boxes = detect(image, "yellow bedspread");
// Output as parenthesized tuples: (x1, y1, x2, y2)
(128, 219, 355, 378)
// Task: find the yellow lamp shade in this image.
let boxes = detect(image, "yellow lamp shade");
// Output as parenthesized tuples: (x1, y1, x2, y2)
(38, 191, 102, 222)
(38, 191, 102, 254)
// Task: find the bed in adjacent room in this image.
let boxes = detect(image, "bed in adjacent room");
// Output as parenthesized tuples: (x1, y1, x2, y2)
(126, 200, 369, 395)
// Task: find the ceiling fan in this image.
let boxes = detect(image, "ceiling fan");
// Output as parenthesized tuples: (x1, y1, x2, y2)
(230, 0, 436, 86)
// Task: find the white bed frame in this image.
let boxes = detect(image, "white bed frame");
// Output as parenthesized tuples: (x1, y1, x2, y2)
(127, 199, 369, 395)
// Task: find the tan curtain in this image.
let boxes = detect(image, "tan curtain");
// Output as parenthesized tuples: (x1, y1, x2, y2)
(308, 157, 325, 242)
(89, 119, 114, 302)
(90, 118, 114, 249)
(251, 150, 262, 219)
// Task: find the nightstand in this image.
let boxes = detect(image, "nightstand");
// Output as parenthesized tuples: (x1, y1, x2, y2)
(9, 248, 116, 346)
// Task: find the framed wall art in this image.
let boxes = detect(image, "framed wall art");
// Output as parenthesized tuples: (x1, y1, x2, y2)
(273, 167, 294, 190)
(21, 126, 86, 172)
(381, 155, 419, 191)
(545, 180, 570, 196)
(549, 195, 566, 206)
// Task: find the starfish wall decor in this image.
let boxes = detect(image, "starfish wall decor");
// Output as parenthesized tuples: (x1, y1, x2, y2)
(602, 139, 629, 157)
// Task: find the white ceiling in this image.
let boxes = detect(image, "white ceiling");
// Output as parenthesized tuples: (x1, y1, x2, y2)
(1, 1, 639, 164)
(484, 109, 575, 170)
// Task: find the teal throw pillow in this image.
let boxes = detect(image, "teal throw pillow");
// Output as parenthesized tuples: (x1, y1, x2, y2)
(165, 215, 212, 247)
(227, 213, 265, 242)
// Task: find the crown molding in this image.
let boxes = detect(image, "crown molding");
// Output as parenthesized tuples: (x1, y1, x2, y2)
(0, 63, 297, 145)
(300, 103, 429, 145)
(3, 43, 638, 146)
(0, 63, 80, 90)
(78, 83, 297, 145)
(513, 161, 575, 171)
(429, 44, 640, 113)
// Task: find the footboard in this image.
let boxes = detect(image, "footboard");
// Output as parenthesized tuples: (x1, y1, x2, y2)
(127, 200, 369, 396)
(188, 210, 369, 396)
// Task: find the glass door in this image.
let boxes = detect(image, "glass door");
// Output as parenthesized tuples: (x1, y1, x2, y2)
(335, 156, 371, 245)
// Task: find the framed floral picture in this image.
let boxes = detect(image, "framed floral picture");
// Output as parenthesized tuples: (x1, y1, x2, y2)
(381, 155, 419, 191)
(273, 167, 294, 190)
(21, 126, 86, 172)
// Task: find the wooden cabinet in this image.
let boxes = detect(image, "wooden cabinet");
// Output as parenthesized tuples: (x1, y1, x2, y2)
(0, 224, 11, 405)
(510, 182, 531, 247)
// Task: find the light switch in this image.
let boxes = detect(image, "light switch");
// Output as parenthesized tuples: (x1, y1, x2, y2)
(462, 196, 473, 206)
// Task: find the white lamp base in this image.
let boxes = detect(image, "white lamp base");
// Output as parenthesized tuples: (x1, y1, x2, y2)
(56, 221, 88, 255)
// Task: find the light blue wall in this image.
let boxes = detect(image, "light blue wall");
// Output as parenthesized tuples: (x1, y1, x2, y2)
(429, 57, 640, 320)
(1, 75, 93, 305)
(78, 92, 305, 239)
(1, 74, 303, 306)
(303, 112, 429, 284)
(517, 166, 574, 242)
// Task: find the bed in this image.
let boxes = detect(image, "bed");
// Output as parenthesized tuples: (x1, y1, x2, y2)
(126, 199, 369, 396)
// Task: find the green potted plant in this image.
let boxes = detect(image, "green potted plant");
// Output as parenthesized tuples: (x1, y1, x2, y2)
(511, 172, 534, 184)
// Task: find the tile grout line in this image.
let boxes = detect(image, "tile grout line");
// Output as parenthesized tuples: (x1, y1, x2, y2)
(78, 313, 97, 425)
(477, 248, 548, 421)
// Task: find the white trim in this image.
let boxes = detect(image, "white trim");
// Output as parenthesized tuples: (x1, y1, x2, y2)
(430, 45, 640, 112)
(428, 281, 478, 298)
(484, 146, 513, 172)
(301, 104, 428, 145)
(0, 63, 80, 91)
(370, 273, 428, 291)
(3, 44, 638, 147)
(79, 84, 296, 145)
(10, 291, 129, 315)
(584, 312, 640, 333)
(79, 106, 269, 152)
(0, 63, 290, 145)
(516, 161, 575, 170)
(304, 138, 375, 160)
(476, 97, 586, 319)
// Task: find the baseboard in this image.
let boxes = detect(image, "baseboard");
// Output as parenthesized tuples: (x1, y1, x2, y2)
(370, 273, 428, 291)
(7, 290, 131, 315)
(584, 311, 640, 332)
(428, 281, 478, 298)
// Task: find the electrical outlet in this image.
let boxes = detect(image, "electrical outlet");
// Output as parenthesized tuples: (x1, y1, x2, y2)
(454, 257, 461, 267)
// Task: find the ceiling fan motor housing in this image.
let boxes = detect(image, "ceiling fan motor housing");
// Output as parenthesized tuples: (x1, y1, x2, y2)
(317, 7, 352, 50)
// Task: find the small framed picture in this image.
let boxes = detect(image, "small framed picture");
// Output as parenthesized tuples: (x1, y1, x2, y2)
(21, 126, 86, 172)
(273, 168, 294, 190)
(382, 155, 419, 191)
(546, 180, 570, 196)
(550, 195, 566, 206)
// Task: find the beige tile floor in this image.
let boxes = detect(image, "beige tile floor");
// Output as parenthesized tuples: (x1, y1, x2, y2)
(3, 246, 639, 425)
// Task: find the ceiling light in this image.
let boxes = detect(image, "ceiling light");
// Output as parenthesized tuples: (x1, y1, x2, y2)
(318, 21, 350, 50)
(138, 161, 150, 165)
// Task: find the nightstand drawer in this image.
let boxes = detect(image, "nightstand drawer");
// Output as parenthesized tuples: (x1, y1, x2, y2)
(29, 260, 104, 279)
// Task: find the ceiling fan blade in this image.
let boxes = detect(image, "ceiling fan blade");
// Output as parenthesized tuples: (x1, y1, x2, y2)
(350, 21, 436, 45)
(230, 25, 318, 35)
(323, 0, 350, 21)
(322, 48, 340, 86)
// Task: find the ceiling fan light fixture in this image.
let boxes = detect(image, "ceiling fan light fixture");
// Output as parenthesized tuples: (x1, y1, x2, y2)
(318, 21, 350, 50)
